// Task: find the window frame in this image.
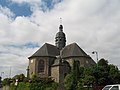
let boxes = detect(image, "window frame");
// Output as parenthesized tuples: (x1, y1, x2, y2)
(38, 60, 45, 73)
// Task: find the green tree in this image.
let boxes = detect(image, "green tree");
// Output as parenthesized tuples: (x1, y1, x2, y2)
(2, 78, 11, 86)
(64, 60, 80, 90)
(91, 58, 109, 85)
(64, 74, 74, 90)
(30, 75, 57, 90)
(108, 64, 120, 84)
(12, 73, 25, 82)
(98, 58, 108, 67)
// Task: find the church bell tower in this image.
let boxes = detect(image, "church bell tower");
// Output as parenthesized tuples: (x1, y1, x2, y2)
(55, 24, 66, 50)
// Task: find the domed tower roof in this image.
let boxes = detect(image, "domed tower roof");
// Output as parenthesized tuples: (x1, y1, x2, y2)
(55, 25, 66, 50)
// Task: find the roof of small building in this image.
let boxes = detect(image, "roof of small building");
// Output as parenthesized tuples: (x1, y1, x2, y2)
(61, 43, 89, 58)
(28, 43, 60, 59)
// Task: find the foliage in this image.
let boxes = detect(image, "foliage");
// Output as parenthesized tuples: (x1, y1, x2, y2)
(8, 77, 57, 90)
(64, 74, 73, 90)
(4, 58, 120, 90)
(2, 78, 11, 86)
(29, 76, 58, 90)
(64, 58, 120, 89)
(12, 73, 25, 82)
(10, 82, 30, 90)
(108, 64, 120, 84)
(64, 60, 81, 90)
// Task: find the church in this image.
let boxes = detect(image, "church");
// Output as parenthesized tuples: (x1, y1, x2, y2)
(28, 24, 95, 83)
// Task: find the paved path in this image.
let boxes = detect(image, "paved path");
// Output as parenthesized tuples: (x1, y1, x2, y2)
(0, 88, 2, 90)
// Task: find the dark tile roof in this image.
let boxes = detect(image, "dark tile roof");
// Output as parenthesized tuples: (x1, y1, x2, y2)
(28, 43, 60, 59)
(61, 43, 89, 58)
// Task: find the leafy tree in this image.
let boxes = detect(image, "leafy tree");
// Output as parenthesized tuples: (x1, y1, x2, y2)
(19, 74, 25, 82)
(12, 73, 25, 82)
(91, 58, 120, 86)
(64, 58, 120, 89)
(2, 78, 11, 86)
(98, 58, 108, 67)
(91, 58, 109, 85)
(64, 74, 73, 90)
(30, 75, 57, 90)
(64, 60, 80, 90)
(108, 64, 120, 84)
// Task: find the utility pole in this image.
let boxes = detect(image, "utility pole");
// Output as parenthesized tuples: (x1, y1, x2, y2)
(9, 66, 11, 78)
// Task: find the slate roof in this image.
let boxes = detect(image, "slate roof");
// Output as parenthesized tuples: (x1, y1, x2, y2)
(61, 43, 89, 58)
(28, 43, 60, 59)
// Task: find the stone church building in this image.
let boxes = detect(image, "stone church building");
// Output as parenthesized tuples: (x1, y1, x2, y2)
(28, 24, 95, 83)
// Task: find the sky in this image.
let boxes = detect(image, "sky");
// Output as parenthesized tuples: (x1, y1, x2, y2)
(0, 0, 120, 78)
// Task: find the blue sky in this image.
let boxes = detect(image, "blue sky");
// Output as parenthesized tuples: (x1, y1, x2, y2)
(0, 0, 63, 48)
(0, 0, 62, 17)
(0, 0, 120, 78)
(0, 0, 32, 17)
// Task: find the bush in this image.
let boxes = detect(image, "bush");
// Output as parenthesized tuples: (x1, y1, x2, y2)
(10, 82, 30, 90)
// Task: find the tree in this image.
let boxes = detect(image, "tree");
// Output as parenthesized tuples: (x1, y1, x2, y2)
(108, 64, 120, 84)
(64, 60, 81, 90)
(12, 73, 25, 82)
(64, 58, 120, 89)
(90, 58, 110, 85)
(29, 75, 58, 90)
(2, 78, 11, 86)
(98, 58, 108, 67)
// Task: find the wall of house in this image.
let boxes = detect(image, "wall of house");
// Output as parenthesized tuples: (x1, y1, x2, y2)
(29, 58, 36, 78)
(51, 62, 71, 84)
(29, 57, 56, 78)
(65, 56, 96, 68)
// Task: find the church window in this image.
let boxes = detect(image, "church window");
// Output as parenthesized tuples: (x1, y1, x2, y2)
(30, 60, 33, 63)
(38, 60, 45, 73)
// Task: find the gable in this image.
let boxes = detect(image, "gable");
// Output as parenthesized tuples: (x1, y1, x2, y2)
(61, 43, 89, 58)
(29, 43, 60, 59)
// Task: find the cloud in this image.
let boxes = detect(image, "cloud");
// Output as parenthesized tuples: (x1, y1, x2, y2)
(1, 0, 120, 78)
(9, 0, 41, 4)
(0, 5, 15, 18)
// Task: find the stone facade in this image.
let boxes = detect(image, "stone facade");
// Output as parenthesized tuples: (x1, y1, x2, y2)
(28, 24, 96, 83)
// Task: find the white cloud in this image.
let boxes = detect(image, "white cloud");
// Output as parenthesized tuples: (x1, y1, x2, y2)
(10, 0, 41, 4)
(0, 5, 15, 18)
(1, 0, 120, 78)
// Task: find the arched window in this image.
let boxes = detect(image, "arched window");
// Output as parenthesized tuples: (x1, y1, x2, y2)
(38, 60, 44, 73)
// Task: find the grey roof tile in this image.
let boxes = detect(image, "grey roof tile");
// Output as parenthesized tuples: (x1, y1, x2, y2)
(29, 43, 60, 59)
(61, 43, 89, 58)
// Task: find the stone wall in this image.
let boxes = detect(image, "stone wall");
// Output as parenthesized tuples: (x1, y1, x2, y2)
(29, 58, 36, 78)
(29, 57, 56, 78)
(65, 56, 96, 68)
